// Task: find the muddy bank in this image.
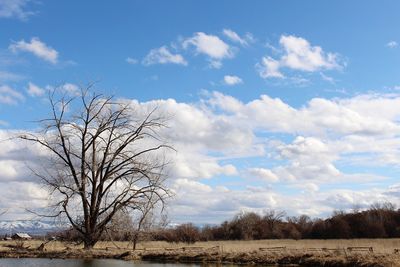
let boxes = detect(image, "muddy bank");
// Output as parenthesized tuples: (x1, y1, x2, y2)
(0, 250, 132, 260)
(0, 248, 399, 267)
(141, 250, 400, 267)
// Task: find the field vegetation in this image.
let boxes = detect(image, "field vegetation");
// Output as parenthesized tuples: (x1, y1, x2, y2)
(1, 239, 400, 266)
(0, 203, 395, 266)
(2, 238, 400, 254)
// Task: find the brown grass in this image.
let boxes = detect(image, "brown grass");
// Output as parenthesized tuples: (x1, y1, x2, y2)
(1, 239, 400, 266)
(1, 238, 400, 253)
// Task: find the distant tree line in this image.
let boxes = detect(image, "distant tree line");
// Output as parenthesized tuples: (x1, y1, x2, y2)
(152, 202, 400, 243)
(52, 202, 400, 244)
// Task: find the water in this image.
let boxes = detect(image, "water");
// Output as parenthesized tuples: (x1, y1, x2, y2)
(0, 259, 214, 267)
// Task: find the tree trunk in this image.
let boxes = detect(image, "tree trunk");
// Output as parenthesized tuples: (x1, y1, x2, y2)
(83, 236, 97, 250)
(132, 233, 138, 250)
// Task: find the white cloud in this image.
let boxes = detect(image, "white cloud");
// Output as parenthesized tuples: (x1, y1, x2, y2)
(207, 91, 400, 186)
(9, 37, 59, 64)
(0, 160, 20, 179)
(258, 35, 343, 79)
(130, 91, 400, 190)
(173, 151, 238, 179)
(4, 91, 400, 222)
(129, 97, 255, 154)
(168, 176, 400, 223)
(320, 72, 335, 83)
(183, 32, 232, 59)
(170, 178, 279, 223)
(125, 57, 138, 64)
(26, 82, 45, 97)
(183, 32, 234, 68)
(207, 91, 243, 113)
(222, 29, 254, 46)
(386, 41, 398, 48)
(0, 71, 24, 82)
(223, 75, 243, 86)
(61, 83, 79, 95)
(296, 182, 320, 193)
(270, 136, 341, 182)
(257, 56, 284, 78)
(209, 92, 400, 137)
(1, 126, 395, 222)
(44, 83, 80, 97)
(0, 130, 72, 219)
(247, 168, 279, 182)
(280, 35, 340, 71)
(0, 0, 34, 20)
(143, 46, 187, 66)
(0, 120, 8, 127)
(209, 60, 222, 69)
(0, 85, 25, 105)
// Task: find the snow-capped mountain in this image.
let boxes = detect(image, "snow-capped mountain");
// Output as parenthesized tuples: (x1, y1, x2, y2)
(0, 220, 61, 235)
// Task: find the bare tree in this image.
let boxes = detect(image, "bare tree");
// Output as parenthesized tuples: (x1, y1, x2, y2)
(105, 208, 134, 242)
(130, 191, 160, 250)
(20, 86, 172, 249)
(107, 196, 168, 250)
(263, 209, 286, 237)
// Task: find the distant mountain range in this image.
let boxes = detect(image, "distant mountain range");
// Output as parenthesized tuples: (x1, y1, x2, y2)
(0, 220, 214, 236)
(0, 220, 62, 235)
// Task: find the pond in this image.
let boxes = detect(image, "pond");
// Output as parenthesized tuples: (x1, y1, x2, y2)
(0, 259, 247, 267)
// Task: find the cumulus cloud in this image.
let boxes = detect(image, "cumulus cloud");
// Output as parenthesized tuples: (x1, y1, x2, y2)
(0, 160, 23, 180)
(295, 182, 320, 193)
(0, 85, 25, 105)
(280, 35, 340, 71)
(172, 152, 238, 179)
(204, 91, 400, 188)
(0, 130, 51, 219)
(0, 0, 34, 20)
(62, 83, 79, 94)
(41, 83, 80, 100)
(129, 97, 256, 155)
(270, 136, 341, 182)
(0, 71, 24, 82)
(26, 82, 45, 97)
(183, 32, 234, 68)
(223, 75, 243, 86)
(209, 91, 400, 137)
(222, 29, 254, 46)
(258, 35, 343, 79)
(143, 46, 187, 66)
(257, 56, 284, 78)
(168, 177, 400, 223)
(320, 72, 335, 83)
(125, 57, 138, 64)
(169, 178, 279, 223)
(9, 37, 59, 64)
(247, 168, 279, 182)
(386, 41, 398, 48)
(4, 91, 400, 222)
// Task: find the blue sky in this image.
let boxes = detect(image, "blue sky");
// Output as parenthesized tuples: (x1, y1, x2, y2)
(2, 1, 400, 223)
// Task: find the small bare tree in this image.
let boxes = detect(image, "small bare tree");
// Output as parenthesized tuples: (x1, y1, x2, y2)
(130, 191, 161, 250)
(20, 86, 171, 249)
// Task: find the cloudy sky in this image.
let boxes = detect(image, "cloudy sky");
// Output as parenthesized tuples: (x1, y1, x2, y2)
(1, 1, 400, 224)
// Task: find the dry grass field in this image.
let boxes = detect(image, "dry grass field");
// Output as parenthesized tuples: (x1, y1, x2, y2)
(1, 238, 400, 254)
(1, 239, 400, 266)
(134, 239, 400, 254)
